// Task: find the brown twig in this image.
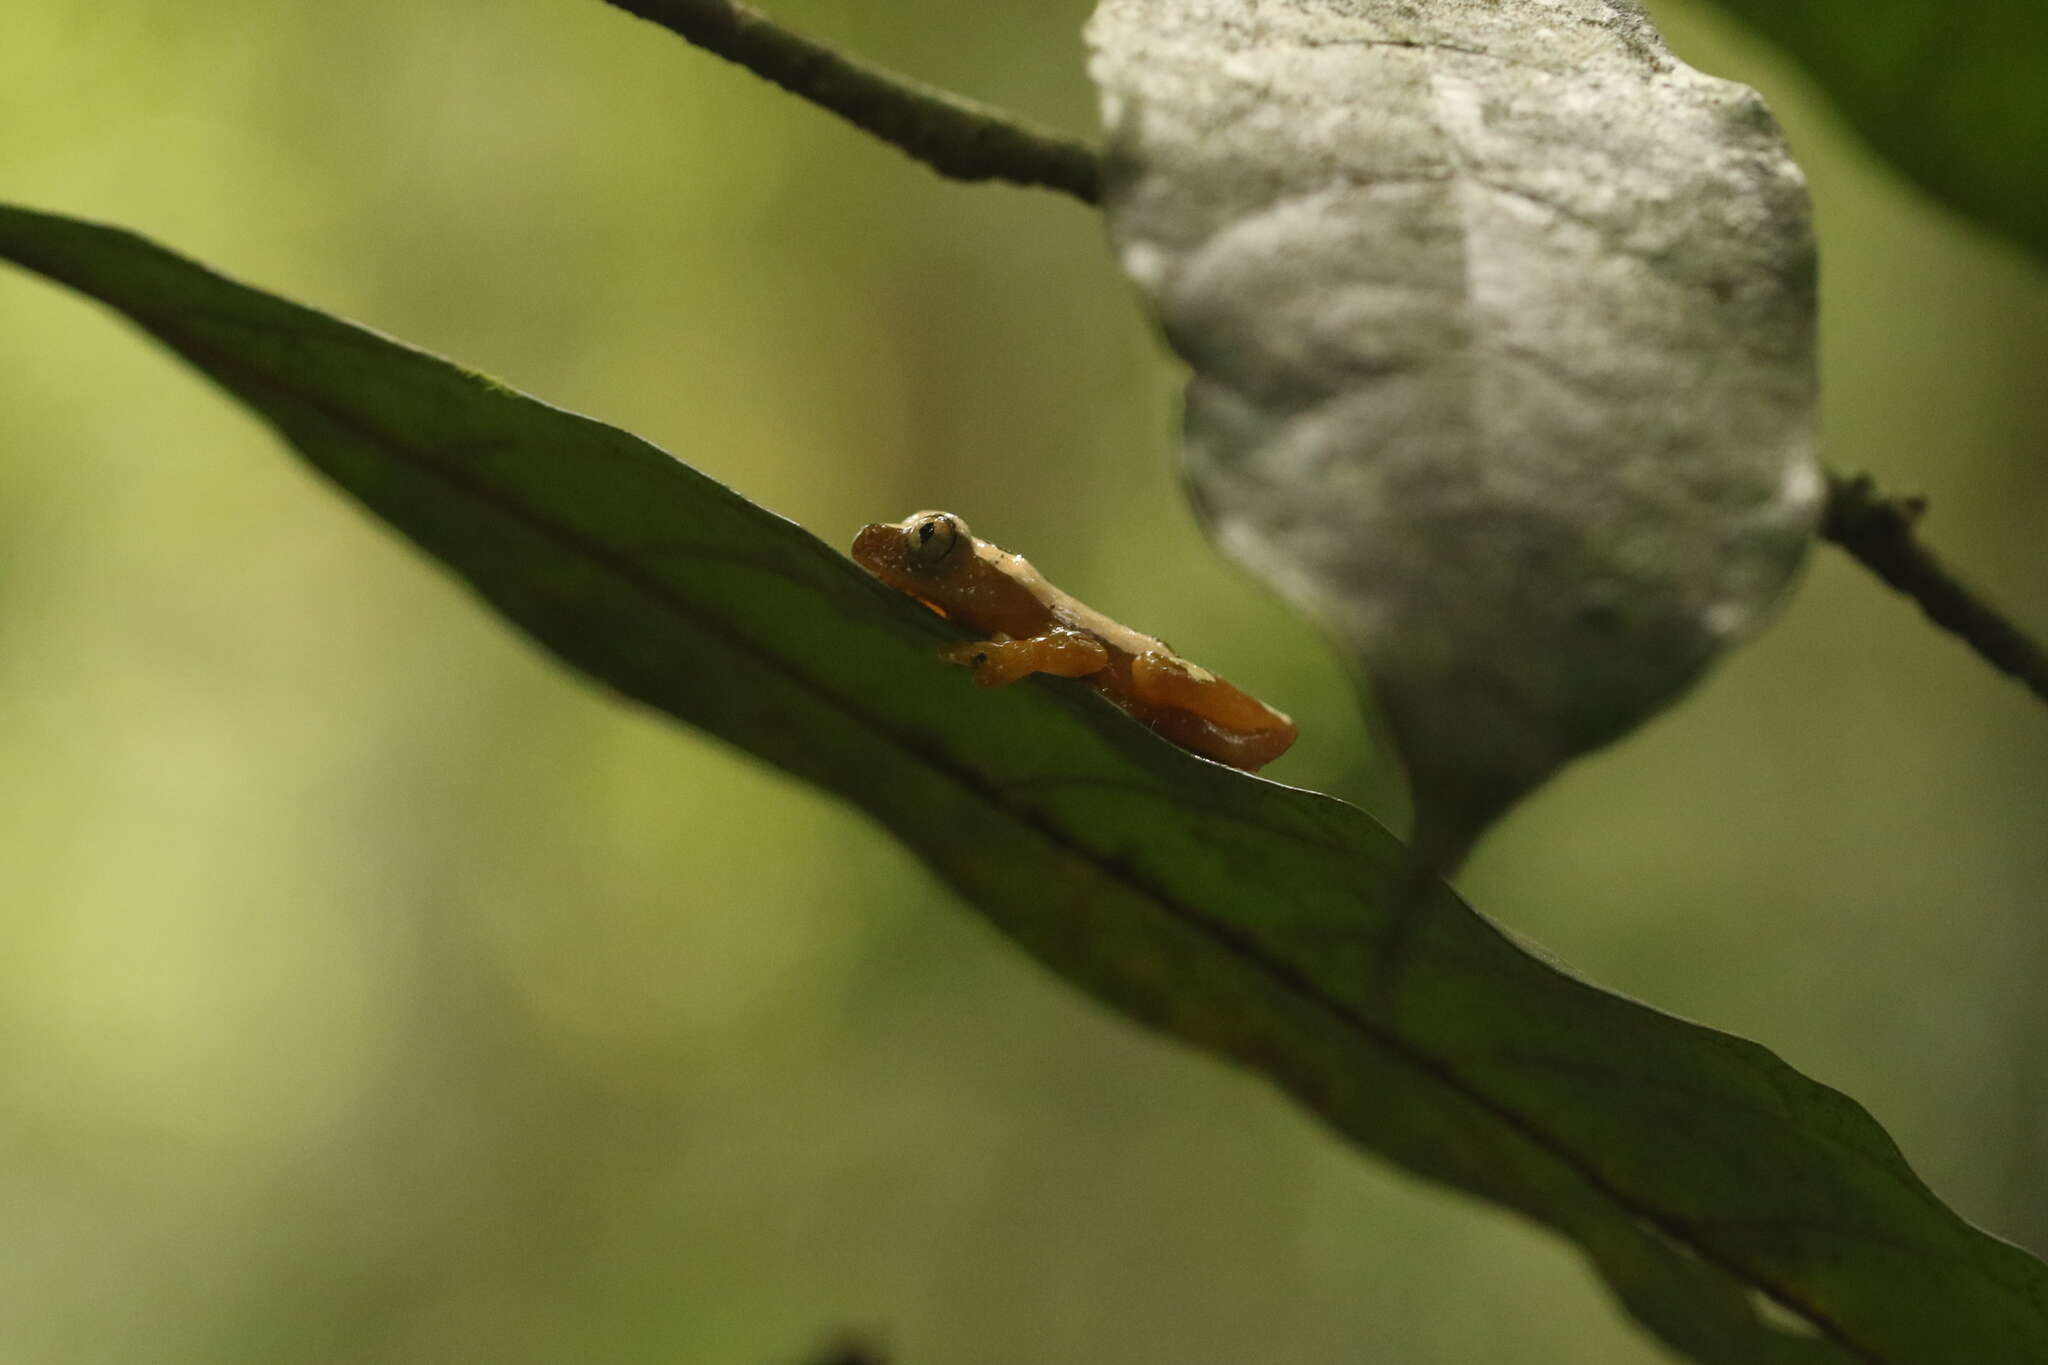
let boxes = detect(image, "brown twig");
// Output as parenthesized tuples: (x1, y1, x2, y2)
(1821, 471, 2048, 705)
(595, 5, 2046, 709)
(596, 0, 1102, 202)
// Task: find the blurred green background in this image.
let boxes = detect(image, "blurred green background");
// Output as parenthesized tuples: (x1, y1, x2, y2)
(2, 2, 2044, 1361)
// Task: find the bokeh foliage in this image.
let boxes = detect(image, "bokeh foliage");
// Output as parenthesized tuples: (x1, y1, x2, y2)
(1, 1, 2046, 1362)
(1699, 0, 2048, 262)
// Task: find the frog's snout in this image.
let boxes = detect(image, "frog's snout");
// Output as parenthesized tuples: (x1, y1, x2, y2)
(851, 522, 898, 571)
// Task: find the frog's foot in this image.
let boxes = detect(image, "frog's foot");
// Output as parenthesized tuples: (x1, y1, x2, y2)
(944, 628, 1109, 687)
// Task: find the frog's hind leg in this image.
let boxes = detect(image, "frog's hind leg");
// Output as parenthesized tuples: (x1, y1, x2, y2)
(1131, 653, 1295, 734)
(943, 628, 1108, 688)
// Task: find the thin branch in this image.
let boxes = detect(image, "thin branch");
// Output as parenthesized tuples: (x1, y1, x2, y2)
(597, 0, 1102, 203)
(793, 1337, 886, 1365)
(1821, 471, 2048, 706)
(594, 4, 2047, 710)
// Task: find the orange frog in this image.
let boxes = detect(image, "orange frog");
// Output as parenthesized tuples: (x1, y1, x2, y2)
(852, 510, 1297, 772)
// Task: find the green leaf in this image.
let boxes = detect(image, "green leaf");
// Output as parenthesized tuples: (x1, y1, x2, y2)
(1087, 0, 1822, 874)
(1698, 0, 2048, 261)
(3, 202, 2044, 1364)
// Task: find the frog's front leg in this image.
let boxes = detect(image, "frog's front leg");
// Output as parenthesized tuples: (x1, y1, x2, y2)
(943, 627, 1109, 688)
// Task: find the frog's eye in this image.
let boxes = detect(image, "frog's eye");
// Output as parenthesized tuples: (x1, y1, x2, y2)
(908, 512, 964, 567)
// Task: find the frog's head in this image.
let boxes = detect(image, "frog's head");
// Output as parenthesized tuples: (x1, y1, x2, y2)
(852, 510, 972, 593)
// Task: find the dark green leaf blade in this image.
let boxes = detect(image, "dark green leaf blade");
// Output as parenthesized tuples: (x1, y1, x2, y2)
(1698, 0, 2048, 260)
(3, 202, 2044, 1364)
